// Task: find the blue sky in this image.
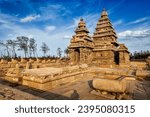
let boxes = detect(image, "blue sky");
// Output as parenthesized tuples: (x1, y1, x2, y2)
(0, 0, 150, 56)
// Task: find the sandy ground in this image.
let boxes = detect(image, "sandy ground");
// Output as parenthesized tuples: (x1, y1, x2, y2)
(0, 77, 106, 100)
(1, 76, 150, 100)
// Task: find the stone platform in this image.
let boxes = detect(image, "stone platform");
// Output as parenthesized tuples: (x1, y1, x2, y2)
(22, 67, 87, 90)
(4, 65, 88, 91)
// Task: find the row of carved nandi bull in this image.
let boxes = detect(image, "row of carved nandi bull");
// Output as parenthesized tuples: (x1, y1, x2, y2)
(1, 57, 89, 90)
(0, 58, 69, 77)
(0, 58, 89, 91)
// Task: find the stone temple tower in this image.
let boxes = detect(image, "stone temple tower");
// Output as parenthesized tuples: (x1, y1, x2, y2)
(68, 9, 130, 67)
(92, 9, 130, 67)
(68, 18, 93, 64)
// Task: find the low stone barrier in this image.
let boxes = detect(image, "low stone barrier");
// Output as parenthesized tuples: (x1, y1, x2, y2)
(136, 70, 150, 78)
(91, 76, 136, 99)
(92, 78, 126, 93)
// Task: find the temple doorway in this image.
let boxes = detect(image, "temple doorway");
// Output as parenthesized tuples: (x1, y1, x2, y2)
(114, 51, 119, 65)
(74, 49, 80, 63)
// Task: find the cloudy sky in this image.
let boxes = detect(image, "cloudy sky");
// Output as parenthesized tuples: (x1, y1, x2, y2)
(0, 0, 150, 56)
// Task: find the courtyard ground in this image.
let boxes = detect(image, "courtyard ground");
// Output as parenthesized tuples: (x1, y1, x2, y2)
(1, 76, 150, 100)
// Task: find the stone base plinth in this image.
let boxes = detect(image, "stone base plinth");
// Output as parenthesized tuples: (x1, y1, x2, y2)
(21, 66, 87, 91)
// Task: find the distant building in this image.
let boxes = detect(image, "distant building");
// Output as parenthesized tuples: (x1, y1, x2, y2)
(68, 9, 130, 67)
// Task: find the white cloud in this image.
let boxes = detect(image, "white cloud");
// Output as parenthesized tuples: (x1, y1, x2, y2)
(113, 20, 123, 27)
(63, 35, 72, 39)
(0, 13, 73, 56)
(66, 13, 99, 35)
(118, 30, 132, 37)
(8, 34, 13, 37)
(39, 4, 67, 21)
(45, 26, 56, 32)
(127, 17, 149, 25)
(66, 18, 80, 29)
(28, 35, 34, 38)
(20, 14, 40, 23)
(118, 29, 150, 53)
(118, 29, 150, 38)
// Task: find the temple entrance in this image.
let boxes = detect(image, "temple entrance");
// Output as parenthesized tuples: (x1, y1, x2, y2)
(74, 49, 80, 63)
(114, 51, 119, 65)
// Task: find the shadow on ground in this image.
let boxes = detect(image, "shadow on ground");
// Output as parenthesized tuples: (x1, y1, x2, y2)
(0, 79, 73, 100)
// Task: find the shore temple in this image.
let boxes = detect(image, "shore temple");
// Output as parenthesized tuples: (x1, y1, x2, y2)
(68, 9, 130, 67)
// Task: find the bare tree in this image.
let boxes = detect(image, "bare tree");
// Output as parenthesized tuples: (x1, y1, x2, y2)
(57, 48, 62, 58)
(64, 48, 69, 58)
(41, 42, 50, 57)
(0, 41, 10, 57)
(16, 36, 29, 58)
(6, 39, 17, 58)
(29, 38, 37, 58)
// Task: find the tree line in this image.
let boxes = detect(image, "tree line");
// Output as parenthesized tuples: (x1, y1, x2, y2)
(130, 50, 150, 60)
(0, 36, 69, 59)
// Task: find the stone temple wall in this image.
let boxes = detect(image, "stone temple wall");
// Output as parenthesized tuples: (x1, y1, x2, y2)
(92, 50, 115, 66)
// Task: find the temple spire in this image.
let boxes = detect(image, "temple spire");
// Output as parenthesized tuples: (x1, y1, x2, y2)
(101, 8, 108, 17)
(75, 18, 89, 33)
(80, 17, 83, 21)
(92, 8, 118, 52)
(93, 8, 117, 41)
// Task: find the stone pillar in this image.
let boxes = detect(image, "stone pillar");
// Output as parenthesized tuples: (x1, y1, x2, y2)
(68, 49, 75, 64)
(87, 49, 93, 64)
(119, 51, 130, 64)
(124, 52, 130, 64)
(79, 48, 84, 63)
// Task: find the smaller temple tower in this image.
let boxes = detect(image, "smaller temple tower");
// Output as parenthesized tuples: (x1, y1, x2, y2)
(68, 18, 93, 64)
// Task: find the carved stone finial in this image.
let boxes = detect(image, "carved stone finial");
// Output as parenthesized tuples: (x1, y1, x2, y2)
(80, 17, 83, 21)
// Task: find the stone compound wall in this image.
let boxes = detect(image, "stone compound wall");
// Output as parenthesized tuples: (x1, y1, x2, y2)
(0, 58, 69, 78)
(0, 59, 10, 77)
(92, 51, 115, 67)
(1, 57, 149, 94)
